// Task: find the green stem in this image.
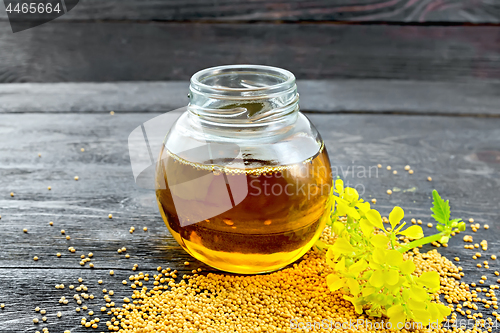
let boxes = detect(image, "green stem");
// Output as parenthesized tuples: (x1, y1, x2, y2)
(397, 233, 443, 253)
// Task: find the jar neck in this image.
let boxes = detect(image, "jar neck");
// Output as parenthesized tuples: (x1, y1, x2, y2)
(187, 65, 299, 132)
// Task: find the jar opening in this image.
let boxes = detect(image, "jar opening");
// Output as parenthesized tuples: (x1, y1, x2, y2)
(190, 65, 295, 96)
(188, 65, 299, 130)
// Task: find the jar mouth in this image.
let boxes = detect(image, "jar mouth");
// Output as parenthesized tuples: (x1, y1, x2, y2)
(190, 65, 296, 96)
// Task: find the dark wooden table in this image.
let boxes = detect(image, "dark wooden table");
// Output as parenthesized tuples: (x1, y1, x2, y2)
(0, 81, 500, 332)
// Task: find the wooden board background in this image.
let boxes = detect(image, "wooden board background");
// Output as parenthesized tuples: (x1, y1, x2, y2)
(0, 0, 499, 83)
(0, 110, 500, 332)
(1, 0, 499, 23)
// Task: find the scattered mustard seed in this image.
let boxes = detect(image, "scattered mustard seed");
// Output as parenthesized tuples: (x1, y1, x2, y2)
(98, 280, 102, 284)
(74, 176, 79, 181)
(492, 255, 497, 260)
(427, 176, 432, 181)
(33, 256, 39, 261)
(143, 227, 148, 231)
(386, 189, 392, 195)
(47, 186, 51, 190)
(10, 192, 14, 197)
(81, 148, 85, 152)
(427, 223, 433, 228)
(184, 261, 190, 266)
(409, 169, 414, 174)
(108, 214, 112, 219)
(110, 111, 115, 115)
(109, 270, 114, 276)
(60, 230, 65, 235)
(393, 170, 397, 175)
(49, 221, 53, 226)
(66, 235, 70, 240)
(33, 318, 39, 324)
(386, 166, 391, 170)
(56, 253, 61, 257)
(404, 165, 410, 171)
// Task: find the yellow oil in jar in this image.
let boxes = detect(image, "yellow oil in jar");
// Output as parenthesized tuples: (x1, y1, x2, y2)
(155, 146, 332, 274)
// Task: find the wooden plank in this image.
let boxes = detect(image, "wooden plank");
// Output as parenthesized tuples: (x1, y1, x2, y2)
(1, 79, 500, 115)
(1, 0, 499, 23)
(0, 111, 500, 331)
(0, 22, 499, 83)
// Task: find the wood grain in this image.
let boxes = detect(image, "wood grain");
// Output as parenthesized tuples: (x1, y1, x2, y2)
(1, 0, 499, 23)
(0, 22, 499, 83)
(2, 80, 500, 116)
(0, 111, 499, 331)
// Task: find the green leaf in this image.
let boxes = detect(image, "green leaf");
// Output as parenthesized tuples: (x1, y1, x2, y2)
(398, 225, 424, 239)
(369, 269, 384, 288)
(417, 271, 440, 291)
(326, 274, 344, 292)
(389, 206, 404, 230)
(399, 260, 416, 275)
(385, 250, 403, 267)
(366, 209, 384, 230)
(370, 234, 390, 248)
(431, 189, 450, 225)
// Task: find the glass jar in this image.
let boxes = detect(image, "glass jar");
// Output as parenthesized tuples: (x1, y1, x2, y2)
(155, 65, 332, 274)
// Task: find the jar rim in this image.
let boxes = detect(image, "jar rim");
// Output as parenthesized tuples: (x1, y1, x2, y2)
(190, 64, 296, 94)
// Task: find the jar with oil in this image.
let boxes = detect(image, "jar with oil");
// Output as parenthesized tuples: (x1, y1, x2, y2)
(155, 65, 332, 274)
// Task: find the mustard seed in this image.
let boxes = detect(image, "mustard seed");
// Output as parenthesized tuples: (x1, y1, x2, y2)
(393, 170, 397, 175)
(427, 223, 433, 228)
(33, 318, 39, 323)
(409, 169, 414, 174)
(143, 227, 148, 231)
(33, 256, 39, 261)
(81, 148, 85, 152)
(404, 165, 410, 170)
(66, 235, 70, 240)
(10, 192, 14, 197)
(427, 176, 432, 181)
(108, 214, 112, 219)
(47, 186, 51, 190)
(109, 270, 114, 276)
(74, 176, 79, 181)
(386, 189, 392, 195)
(49, 221, 53, 226)
(23, 228, 28, 233)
